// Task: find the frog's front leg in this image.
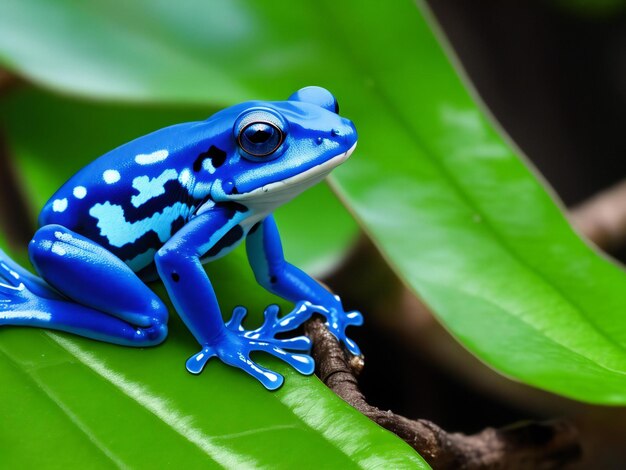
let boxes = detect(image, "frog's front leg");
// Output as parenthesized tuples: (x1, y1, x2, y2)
(155, 210, 314, 390)
(246, 215, 363, 355)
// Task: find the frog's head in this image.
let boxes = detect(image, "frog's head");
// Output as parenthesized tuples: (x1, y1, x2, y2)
(208, 86, 357, 210)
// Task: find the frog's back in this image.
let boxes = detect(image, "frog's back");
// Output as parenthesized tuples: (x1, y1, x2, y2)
(39, 121, 218, 272)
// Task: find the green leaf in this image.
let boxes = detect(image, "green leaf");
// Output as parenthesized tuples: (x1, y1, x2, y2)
(0, 89, 415, 467)
(0, 264, 426, 468)
(0, 0, 624, 424)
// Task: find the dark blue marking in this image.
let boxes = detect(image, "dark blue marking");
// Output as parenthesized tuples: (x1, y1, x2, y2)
(119, 179, 201, 224)
(205, 225, 243, 258)
(106, 230, 162, 263)
(216, 201, 248, 218)
(249, 222, 261, 234)
(59, 177, 207, 273)
(137, 263, 160, 283)
(193, 145, 227, 172)
(170, 215, 186, 237)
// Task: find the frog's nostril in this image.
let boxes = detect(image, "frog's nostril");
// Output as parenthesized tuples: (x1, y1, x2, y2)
(331, 129, 341, 137)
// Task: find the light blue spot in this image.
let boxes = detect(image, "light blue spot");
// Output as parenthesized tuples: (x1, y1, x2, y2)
(178, 169, 193, 188)
(51, 244, 67, 256)
(131, 169, 178, 208)
(203, 159, 216, 174)
(103, 170, 121, 184)
(126, 248, 157, 271)
(54, 231, 72, 242)
(192, 181, 212, 199)
(73, 186, 87, 199)
(135, 149, 169, 165)
(89, 201, 190, 248)
(52, 198, 68, 212)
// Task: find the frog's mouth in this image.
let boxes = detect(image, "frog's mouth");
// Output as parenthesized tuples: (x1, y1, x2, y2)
(225, 142, 357, 205)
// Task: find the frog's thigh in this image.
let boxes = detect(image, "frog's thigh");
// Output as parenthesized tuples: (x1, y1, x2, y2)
(29, 224, 167, 329)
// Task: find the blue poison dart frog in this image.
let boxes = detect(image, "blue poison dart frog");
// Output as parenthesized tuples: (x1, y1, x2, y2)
(0, 86, 363, 390)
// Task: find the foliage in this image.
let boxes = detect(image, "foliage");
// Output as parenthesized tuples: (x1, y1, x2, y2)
(2, 0, 626, 466)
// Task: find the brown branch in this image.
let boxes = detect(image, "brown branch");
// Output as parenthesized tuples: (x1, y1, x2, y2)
(0, 70, 20, 94)
(570, 180, 626, 251)
(304, 318, 581, 469)
(0, 128, 35, 248)
(0, 69, 34, 248)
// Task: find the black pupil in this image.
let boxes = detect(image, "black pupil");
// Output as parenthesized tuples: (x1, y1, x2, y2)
(249, 128, 271, 143)
(240, 122, 282, 156)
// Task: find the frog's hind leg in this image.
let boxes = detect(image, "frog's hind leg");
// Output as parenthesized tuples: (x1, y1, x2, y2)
(0, 224, 168, 347)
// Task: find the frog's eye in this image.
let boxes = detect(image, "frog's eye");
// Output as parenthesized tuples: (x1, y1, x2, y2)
(239, 122, 282, 157)
(235, 108, 287, 159)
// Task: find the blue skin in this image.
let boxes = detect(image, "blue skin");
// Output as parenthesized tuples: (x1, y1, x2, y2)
(0, 86, 362, 390)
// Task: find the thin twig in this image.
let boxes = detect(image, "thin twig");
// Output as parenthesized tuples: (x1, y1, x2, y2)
(0, 69, 34, 247)
(0, 129, 35, 247)
(0, 70, 19, 94)
(304, 318, 581, 469)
